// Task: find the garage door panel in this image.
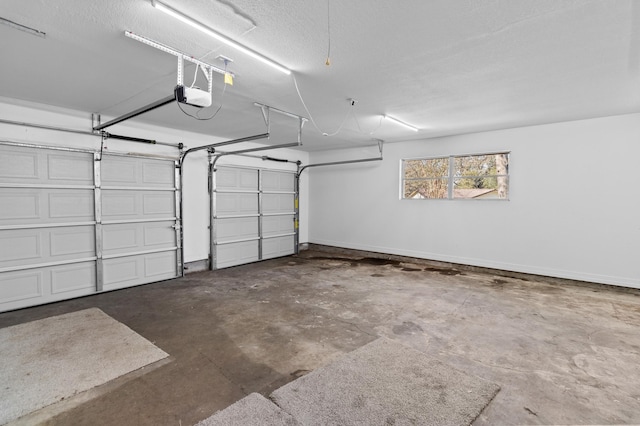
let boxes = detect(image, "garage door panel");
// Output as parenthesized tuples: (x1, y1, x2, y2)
(102, 156, 175, 189)
(102, 190, 175, 220)
(143, 222, 177, 247)
(0, 190, 40, 223)
(0, 232, 41, 264)
(216, 168, 258, 190)
(0, 226, 95, 269)
(103, 257, 138, 287)
(103, 224, 138, 252)
(0, 146, 93, 185)
(142, 162, 175, 186)
(0, 262, 96, 312)
(143, 193, 175, 215)
(49, 191, 94, 218)
(102, 221, 175, 256)
(101, 192, 136, 217)
(262, 216, 294, 237)
(262, 171, 294, 192)
(263, 235, 295, 260)
(0, 270, 43, 305)
(216, 217, 259, 243)
(0, 150, 38, 180)
(50, 262, 96, 294)
(0, 188, 94, 225)
(47, 154, 93, 182)
(102, 158, 136, 184)
(49, 227, 95, 257)
(216, 193, 258, 216)
(103, 251, 177, 291)
(216, 241, 259, 269)
(145, 252, 177, 277)
(263, 193, 294, 214)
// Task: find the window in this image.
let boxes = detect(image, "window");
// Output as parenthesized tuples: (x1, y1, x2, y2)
(402, 153, 509, 200)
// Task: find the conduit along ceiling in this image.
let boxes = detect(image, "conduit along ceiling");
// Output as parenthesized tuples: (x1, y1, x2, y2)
(1, 0, 639, 151)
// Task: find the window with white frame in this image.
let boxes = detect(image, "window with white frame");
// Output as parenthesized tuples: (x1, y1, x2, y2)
(402, 153, 509, 200)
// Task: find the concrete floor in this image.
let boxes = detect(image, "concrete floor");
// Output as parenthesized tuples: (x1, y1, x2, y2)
(1, 249, 640, 425)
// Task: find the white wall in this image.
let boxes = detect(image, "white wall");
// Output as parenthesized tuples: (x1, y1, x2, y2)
(0, 97, 309, 265)
(308, 113, 640, 289)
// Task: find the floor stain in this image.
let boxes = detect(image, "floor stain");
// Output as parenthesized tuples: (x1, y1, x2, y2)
(392, 321, 424, 335)
(424, 267, 462, 276)
(491, 279, 508, 289)
(290, 369, 310, 378)
(355, 258, 401, 267)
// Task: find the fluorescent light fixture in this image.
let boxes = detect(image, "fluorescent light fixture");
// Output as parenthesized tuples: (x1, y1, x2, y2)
(152, 0, 291, 75)
(383, 115, 419, 132)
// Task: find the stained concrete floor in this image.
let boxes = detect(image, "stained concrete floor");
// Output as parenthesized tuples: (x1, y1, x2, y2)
(1, 249, 640, 425)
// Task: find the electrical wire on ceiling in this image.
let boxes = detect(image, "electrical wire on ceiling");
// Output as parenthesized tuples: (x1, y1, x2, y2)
(292, 73, 383, 138)
(289, 0, 382, 139)
(190, 64, 200, 88)
(326, 0, 331, 66)
(353, 111, 383, 136)
(292, 73, 352, 136)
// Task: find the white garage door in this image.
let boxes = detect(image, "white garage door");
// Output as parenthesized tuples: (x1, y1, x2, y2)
(212, 166, 296, 269)
(0, 143, 181, 312)
(100, 153, 180, 291)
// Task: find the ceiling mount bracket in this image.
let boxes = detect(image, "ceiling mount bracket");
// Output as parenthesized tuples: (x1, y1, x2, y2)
(254, 102, 308, 146)
(259, 104, 271, 134)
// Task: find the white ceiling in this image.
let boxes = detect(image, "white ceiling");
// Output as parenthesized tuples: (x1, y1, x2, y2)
(1, 0, 639, 151)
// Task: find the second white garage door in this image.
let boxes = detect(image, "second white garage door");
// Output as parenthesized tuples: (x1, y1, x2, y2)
(211, 166, 296, 269)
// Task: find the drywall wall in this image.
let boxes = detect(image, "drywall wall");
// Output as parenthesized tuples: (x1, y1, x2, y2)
(0, 97, 309, 266)
(308, 113, 640, 288)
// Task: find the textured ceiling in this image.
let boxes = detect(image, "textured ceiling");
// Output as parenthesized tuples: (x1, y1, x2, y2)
(1, 0, 639, 151)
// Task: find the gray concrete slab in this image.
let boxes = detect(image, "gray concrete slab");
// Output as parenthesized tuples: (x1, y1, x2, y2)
(0, 249, 639, 425)
(0, 308, 168, 425)
(196, 393, 299, 426)
(271, 337, 499, 425)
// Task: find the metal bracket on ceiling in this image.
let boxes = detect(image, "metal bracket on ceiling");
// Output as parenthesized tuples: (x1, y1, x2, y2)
(254, 102, 308, 145)
(177, 56, 214, 95)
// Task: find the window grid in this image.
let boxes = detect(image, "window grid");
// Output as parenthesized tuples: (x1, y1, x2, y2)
(401, 152, 509, 200)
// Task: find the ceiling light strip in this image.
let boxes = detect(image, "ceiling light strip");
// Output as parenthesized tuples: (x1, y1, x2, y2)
(125, 31, 231, 77)
(383, 115, 419, 132)
(152, 0, 291, 75)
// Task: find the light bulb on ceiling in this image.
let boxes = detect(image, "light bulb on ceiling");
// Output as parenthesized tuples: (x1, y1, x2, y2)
(152, 0, 291, 75)
(383, 115, 419, 132)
